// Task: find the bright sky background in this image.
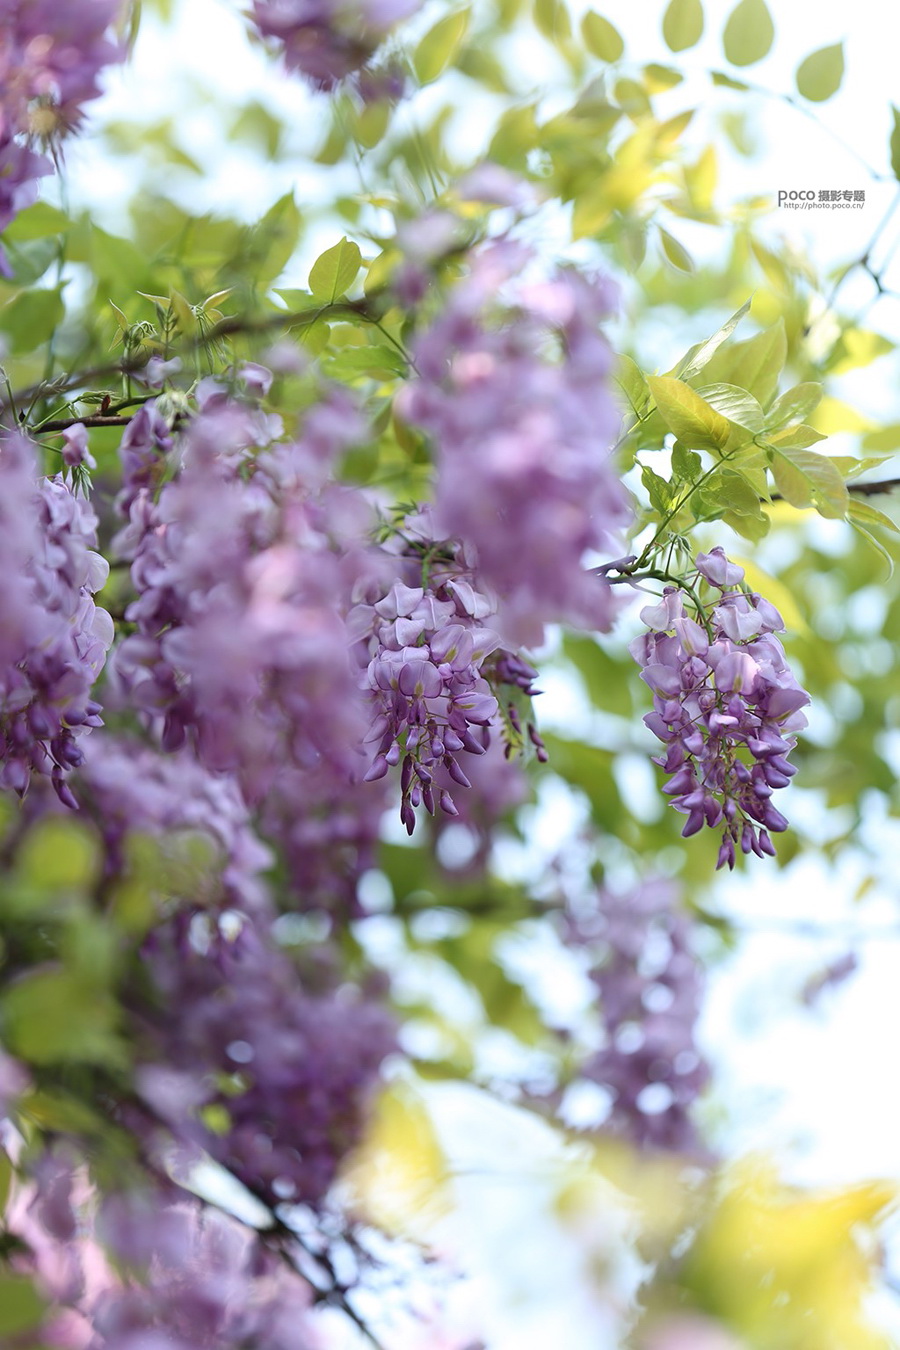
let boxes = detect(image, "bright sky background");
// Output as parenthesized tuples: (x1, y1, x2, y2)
(55, 0, 900, 1343)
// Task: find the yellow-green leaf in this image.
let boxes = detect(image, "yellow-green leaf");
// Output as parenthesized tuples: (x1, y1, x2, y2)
(581, 10, 623, 61)
(673, 298, 751, 380)
(826, 327, 893, 374)
(659, 226, 694, 272)
(308, 237, 362, 303)
(0, 1276, 45, 1336)
(891, 106, 900, 182)
(695, 319, 786, 406)
(765, 382, 822, 430)
(534, 0, 572, 43)
(847, 497, 900, 536)
(769, 446, 849, 518)
(662, 0, 703, 52)
(647, 375, 732, 450)
(414, 8, 470, 85)
(696, 382, 765, 431)
(795, 43, 844, 102)
(643, 63, 683, 92)
(722, 0, 774, 67)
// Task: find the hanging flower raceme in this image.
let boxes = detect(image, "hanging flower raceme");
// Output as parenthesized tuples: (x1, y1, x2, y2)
(136, 910, 396, 1212)
(630, 548, 810, 868)
(0, 433, 113, 805)
(348, 508, 543, 834)
(248, 0, 422, 90)
(110, 383, 373, 804)
(0, 0, 123, 271)
(565, 878, 710, 1155)
(397, 241, 632, 648)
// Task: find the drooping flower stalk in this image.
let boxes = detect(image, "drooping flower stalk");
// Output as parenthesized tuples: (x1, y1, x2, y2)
(630, 548, 810, 867)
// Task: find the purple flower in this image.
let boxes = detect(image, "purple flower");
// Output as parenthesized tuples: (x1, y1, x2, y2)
(249, 0, 422, 89)
(631, 554, 810, 866)
(350, 511, 545, 833)
(0, 435, 112, 805)
(396, 242, 631, 647)
(561, 880, 711, 1155)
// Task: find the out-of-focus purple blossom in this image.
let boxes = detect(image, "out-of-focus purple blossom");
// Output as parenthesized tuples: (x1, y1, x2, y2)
(801, 951, 859, 1007)
(5, 1160, 318, 1350)
(249, 0, 422, 90)
(0, 434, 112, 805)
(630, 548, 810, 867)
(565, 879, 710, 1154)
(456, 163, 537, 209)
(0, 0, 123, 263)
(138, 911, 396, 1211)
(60, 423, 97, 484)
(78, 734, 272, 916)
(396, 242, 630, 647)
(0, 1049, 29, 1118)
(110, 389, 371, 805)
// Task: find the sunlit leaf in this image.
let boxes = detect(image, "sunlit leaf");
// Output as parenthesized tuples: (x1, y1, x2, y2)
(647, 375, 732, 450)
(308, 237, 362, 303)
(414, 8, 470, 83)
(662, 0, 703, 52)
(722, 0, 774, 67)
(795, 42, 844, 102)
(581, 10, 623, 60)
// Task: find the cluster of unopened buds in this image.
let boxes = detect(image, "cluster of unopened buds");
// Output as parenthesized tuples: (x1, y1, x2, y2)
(630, 548, 810, 869)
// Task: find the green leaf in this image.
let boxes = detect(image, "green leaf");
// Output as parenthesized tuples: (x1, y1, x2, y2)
(769, 445, 849, 518)
(581, 10, 624, 61)
(328, 344, 407, 378)
(308, 237, 362, 303)
(826, 328, 893, 374)
(414, 8, 470, 84)
(647, 375, 732, 450)
(672, 298, 752, 380)
(891, 106, 900, 182)
(643, 62, 683, 91)
(662, 0, 704, 52)
(766, 423, 826, 450)
(795, 43, 844, 102)
(1, 969, 123, 1067)
(247, 192, 303, 287)
(696, 382, 765, 431)
(722, 0, 774, 67)
(562, 634, 635, 717)
(534, 0, 572, 43)
(766, 382, 823, 430)
(614, 353, 651, 419)
(659, 226, 694, 272)
(2, 201, 70, 242)
(711, 69, 749, 90)
(694, 319, 786, 406)
(1, 237, 58, 286)
(0, 1276, 44, 1336)
(672, 442, 702, 482)
(847, 498, 900, 536)
(0, 285, 65, 354)
(848, 500, 896, 575)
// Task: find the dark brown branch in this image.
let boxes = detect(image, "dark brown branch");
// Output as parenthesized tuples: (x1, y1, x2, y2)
(37, 414, 136, 433)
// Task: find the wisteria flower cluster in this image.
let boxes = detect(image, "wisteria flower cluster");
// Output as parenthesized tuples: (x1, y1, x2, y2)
(249, 0, 422, 89)
(630, 548, 810, 868)
(566, 879, 710, 1154)
(0, 0, 122, 271)
(138, 909, 396, 1211)
(111, 380, 371, 804)
(349, 508, 544, 834)
(398, 241, 632, 648)
(0, 433, 113, 805)
(4, 1160, 317, 1350)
